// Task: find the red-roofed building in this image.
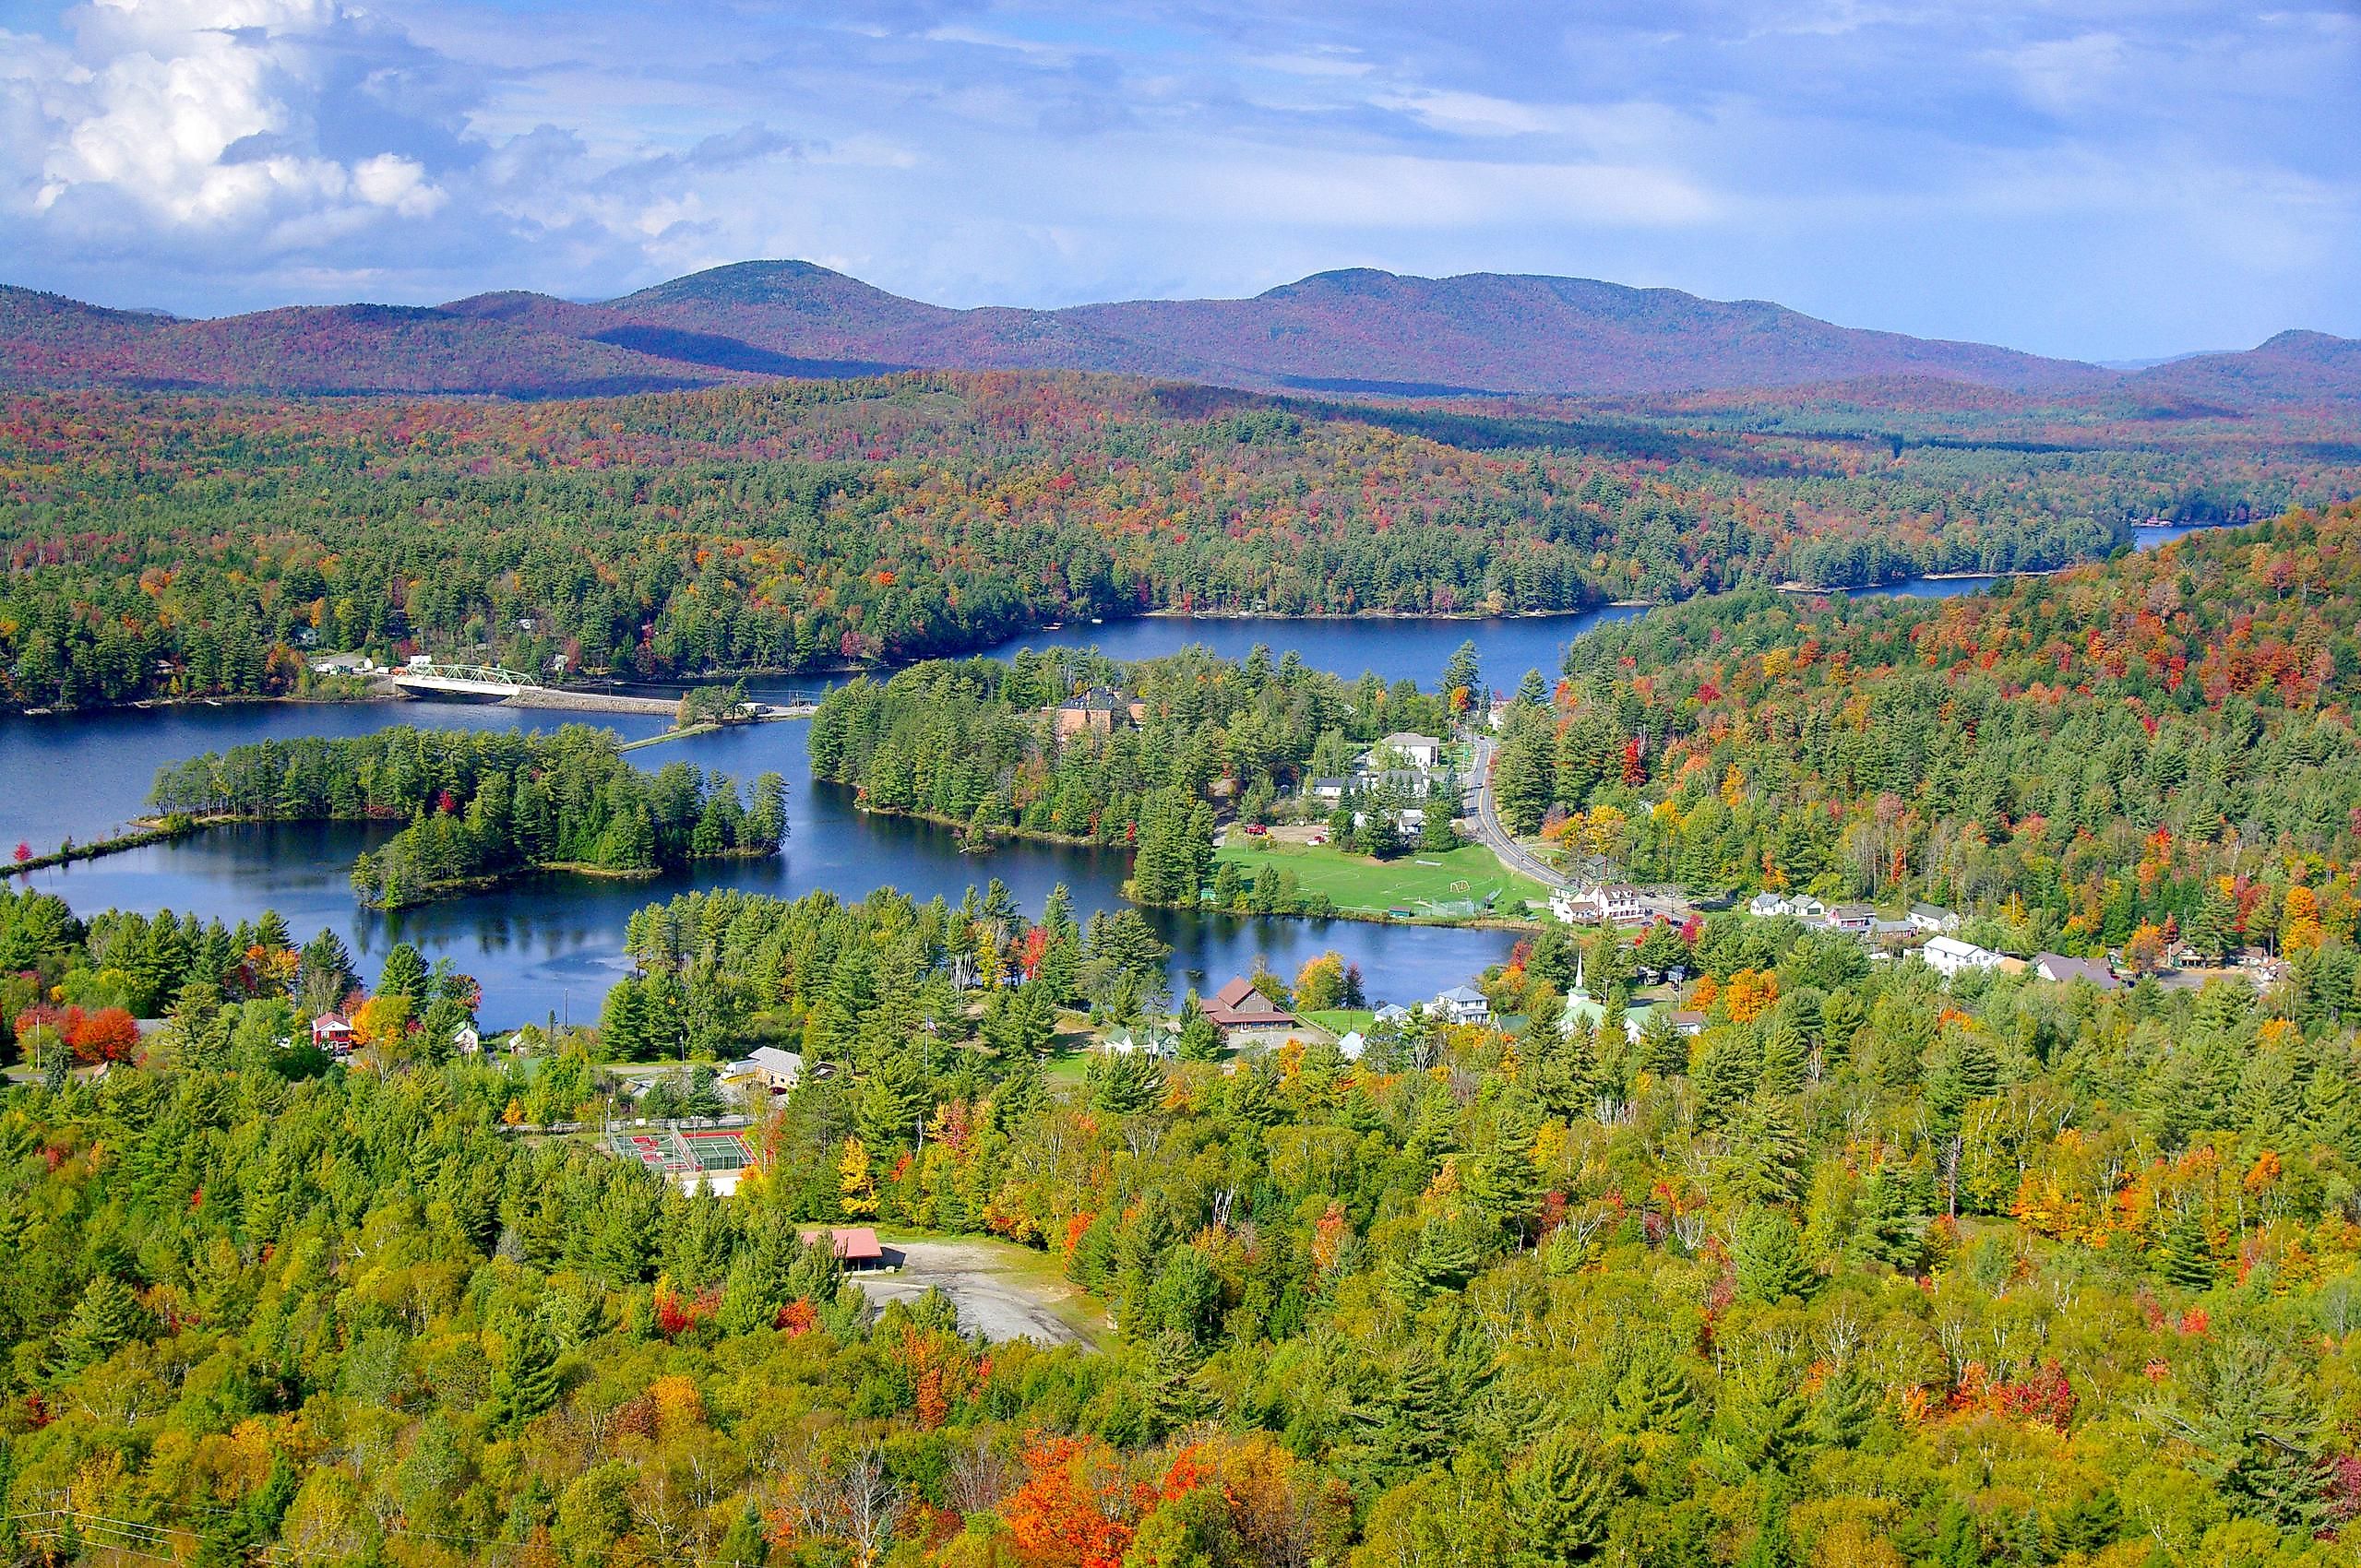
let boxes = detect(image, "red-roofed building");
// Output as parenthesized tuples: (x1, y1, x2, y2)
(312, 1012, 356, 1053)
(1201, 977, 1299, 1039)
(801, 1227, 886, 1270)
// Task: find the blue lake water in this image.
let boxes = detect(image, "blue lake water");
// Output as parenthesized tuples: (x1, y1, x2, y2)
(0, 528, 2223, 1028)
(7, 697, 1516, 1027)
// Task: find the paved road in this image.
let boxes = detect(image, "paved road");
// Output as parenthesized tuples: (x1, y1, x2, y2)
(1464, 734, 1568, 889)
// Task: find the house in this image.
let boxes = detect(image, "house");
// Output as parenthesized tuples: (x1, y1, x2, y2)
(1665, 1009, 1708, 1037)
(2034, 953, 2121, 992)
(1336, 1030, 1368, 1062)
(800, 1228, 887, 1271)
(1552, 884, 1648, 926)
(1785, 896, 1829, 923)
(1486, 697, 1513, 731)
(1102, 1025, 1176, 1058)
(1432, 985, 1491, 1026)
(1307, 777, 1352, 802)
(1202, 977, 1299, 1038)
(1376, 732, 1444, 770)
(1909, 903, 1962, 934)
(1748, 892, 1793, 919)
(1822, 904, 1876, 935)
(307, 651, 373, 676)
(743, 1046, 804, 1093)
(1053, 687, 1135, 737)
(1372, 1003, 1412, 1028)
(311, 1012, 356, 1053)
(1923, 936, 2004, 979)
(452, 1024, 481, 1056)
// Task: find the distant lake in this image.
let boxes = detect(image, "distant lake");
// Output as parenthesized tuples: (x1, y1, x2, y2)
(972, 604, 1648, 688)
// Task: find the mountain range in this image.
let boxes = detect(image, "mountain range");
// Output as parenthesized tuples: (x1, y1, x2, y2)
(4, 260, 2355, 409)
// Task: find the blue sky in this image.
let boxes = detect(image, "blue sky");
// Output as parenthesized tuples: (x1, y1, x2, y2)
(2, 0, 2355, 361)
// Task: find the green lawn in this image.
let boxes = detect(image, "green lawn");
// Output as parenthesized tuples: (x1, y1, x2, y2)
(1306, 1009, 1377, 1038)
(1217, 838, 1552, 920)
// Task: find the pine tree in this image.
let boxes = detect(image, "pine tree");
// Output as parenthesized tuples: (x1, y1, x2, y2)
(52, 1273, 147, 1374)
(484, 1313, 559, 1431)
(2157, 1204, 2217, 1289)
(1177, 992, 1221, 1062)
(1734, 1207, 1816, 1304)
(1441, 639, 1481, 707)
(1608, 1339, 1698, 1438)
(1509, 1430, 1617, 1567)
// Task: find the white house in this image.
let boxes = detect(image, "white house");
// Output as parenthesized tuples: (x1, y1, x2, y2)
(1336, 1030, 1367, 1062)
(452, 1023, 481, 1056)
(1552, 883, 1648, 926)
(1748, 892, 1793, 919)
(1785, 896, 1829, 923)
(1432, 985, 1491, 1026)
(1377, 732, 1444, 770)
(1909, 903, 1962, 934)
(1372, 1003, 1412, 1028)
(1922, 936, 2004, 979)
(1102, 1025, 1177, 1058)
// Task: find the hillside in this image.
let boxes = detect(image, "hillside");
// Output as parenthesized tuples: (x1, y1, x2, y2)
(0, 285, 734, 398)
(1496, 504, 2361, 955)
(16, 262, 2348, 405)
(3, 370, 2352, 713)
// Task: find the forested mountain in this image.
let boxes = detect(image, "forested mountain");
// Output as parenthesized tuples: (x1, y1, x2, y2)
(0, 286, 732, 398)
(6, 373, 2351, 714)
(7, 261, 2355, 408)
(1485, 503, 2361, 957)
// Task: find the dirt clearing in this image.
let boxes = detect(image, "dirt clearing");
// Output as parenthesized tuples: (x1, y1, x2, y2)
(858, 1237, 1107, 1348)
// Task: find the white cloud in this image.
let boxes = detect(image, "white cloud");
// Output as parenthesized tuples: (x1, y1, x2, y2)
(20, 0, 449, 228)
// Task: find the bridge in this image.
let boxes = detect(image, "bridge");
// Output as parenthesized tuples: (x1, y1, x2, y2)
(387, 661, 537, 699)
(387, 663, 826, 719)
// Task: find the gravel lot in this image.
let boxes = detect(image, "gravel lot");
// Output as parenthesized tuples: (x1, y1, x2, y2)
(857, 1239, 1103, 1347)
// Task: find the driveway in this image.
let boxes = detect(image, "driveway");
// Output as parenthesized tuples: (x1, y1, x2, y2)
(858, 1239, 1104, 1347)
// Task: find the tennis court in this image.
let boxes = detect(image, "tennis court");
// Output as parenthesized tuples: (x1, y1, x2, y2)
(607, 1123, 754, 1179)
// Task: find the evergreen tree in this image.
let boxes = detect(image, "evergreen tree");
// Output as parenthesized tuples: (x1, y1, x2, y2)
(51, 1273, 147, 1374)
(1441, 639, 1482, 707)
(2157, 1204, 2217, 1289)
(484, 1313, 560, 1431)
(1733, 1207, 1815, 1304)
(1509, 1429, 1617, 1567)
(1177, 992, 1221, 1062)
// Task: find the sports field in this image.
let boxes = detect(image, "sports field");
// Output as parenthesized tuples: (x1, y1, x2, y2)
(608, 1123, 754, 1177)
(1214, 839, 1550, 921)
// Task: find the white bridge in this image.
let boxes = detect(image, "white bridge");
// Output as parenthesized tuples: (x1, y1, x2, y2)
(388, 661, 537, 699)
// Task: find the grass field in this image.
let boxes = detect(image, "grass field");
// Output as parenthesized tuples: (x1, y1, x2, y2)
(1216, 838, 1552, 920)
(1306, 1009, 1377, 1037)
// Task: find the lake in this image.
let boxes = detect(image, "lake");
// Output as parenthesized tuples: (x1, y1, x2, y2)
(7, 697, 1520, 1027)
(0, 537, 2216, 1028)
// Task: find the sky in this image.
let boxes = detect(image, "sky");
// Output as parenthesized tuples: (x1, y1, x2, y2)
(1, 0, 2355, 362)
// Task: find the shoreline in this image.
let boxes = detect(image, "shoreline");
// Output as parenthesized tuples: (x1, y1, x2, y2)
(1136, 601, 1632, 624)
(850, 800, 1544, 932)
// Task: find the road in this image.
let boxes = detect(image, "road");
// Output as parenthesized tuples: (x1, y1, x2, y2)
(1464, 734, 1568, 889)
